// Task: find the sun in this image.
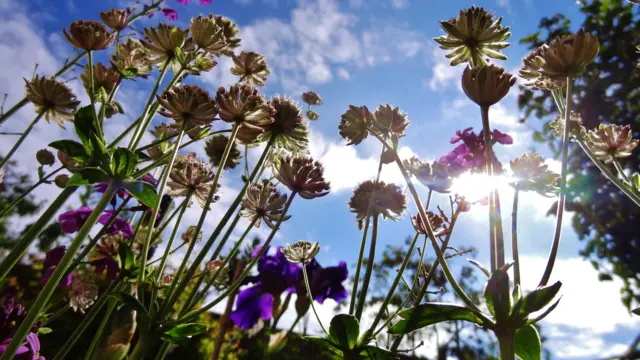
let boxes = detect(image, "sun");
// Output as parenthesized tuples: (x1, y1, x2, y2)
(449, 172, 514, 202)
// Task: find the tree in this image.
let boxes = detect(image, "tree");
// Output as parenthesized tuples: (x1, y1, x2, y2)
(518, 0, 640, 308)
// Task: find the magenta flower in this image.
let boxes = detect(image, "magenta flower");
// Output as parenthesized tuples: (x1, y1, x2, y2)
(58, 206, 93, 234)
(98, 210, 134, 239)
(0, 338, 28, 358)
(162, 8, 178, 20)
(41, 246, 72, 288)
(199, 0, 212, 3)
(90, 256, 119, 281)
(177, 0, 191, 4)
(0, 299, 26, 340)
(439, 127, 513, 174)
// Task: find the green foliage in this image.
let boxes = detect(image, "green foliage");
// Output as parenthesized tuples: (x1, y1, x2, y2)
(389, 303, 488, 335)
(161, 323, 208, 344)
(511, 281, 562, 324)
(518, 0, 640, 308)
(328, 314, 360, 350)
(514, 325, 542, 360)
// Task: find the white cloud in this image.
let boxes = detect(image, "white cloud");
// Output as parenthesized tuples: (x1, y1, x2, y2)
(391, 0, 408, 9)
(336, 67, 350, 80)
(427, 48, 461, 90)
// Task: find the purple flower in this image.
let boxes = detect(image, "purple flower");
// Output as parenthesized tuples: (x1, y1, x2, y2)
(439, 127, 512, 174)
(98, 210, 134, 239)
(199, 0, 212, 3)
(162, 8, 178, 20)
(58, 206, 93, 234)
(490, 129, 513, 145)
(309, 260, 348, 304)
(230, 285, 274, 330)
(90, 256, 119, 281)
(22, 333, 44, 360)
(0, 338, 29, 358)
(0, 299, 26, 339)
(140, 173, 158, 188)
(177, 0, 191, 4)
(41, 246, 72, 288)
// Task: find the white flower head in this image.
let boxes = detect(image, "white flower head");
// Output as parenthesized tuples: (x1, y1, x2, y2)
(69, 271, 99, 313)
(281, 240, 320, 264)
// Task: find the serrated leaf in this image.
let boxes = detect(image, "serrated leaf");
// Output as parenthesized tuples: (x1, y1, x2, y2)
(328, 314, 360, 350)
(110, 148, 138, 179)
(161, 323, 207, 344)
(73, 106, 95, 154)
(389, 303, 487, 335)
(108, 292, 148, 317)
(512, 281, 562, 320)
(123, 180, 157, 208)
(514, 325, 542, 360)
(48, 140, 89, 162)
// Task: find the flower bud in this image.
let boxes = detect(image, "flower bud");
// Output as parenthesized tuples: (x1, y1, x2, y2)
(54, 174, 70, 188)
(462, 65, 516, 107)
(484, 265, 512, 324)
(36, 149, 55, 166)
(302, 91, 323, 106)
(281, 241, 320, 264)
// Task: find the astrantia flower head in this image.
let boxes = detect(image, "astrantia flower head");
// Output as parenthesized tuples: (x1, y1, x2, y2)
(157, 84, 217, 129)
(213, 15, 241, 56)
(215, 84, 276, 138)
(141, 24, 189, 71)
(302, 91, 322, 106)
(282, 241, 319, 264)
(111, 38, 153, 79)
(434, 6, 511, 66)
(276, 156, 330, 199)
(181, 225, 202, 244)
(189, 14, 230, 54)
(186, 125, 210, 140)
(462, 65, 516, 107)
(147, 123, 178, 158)
(25, 75, 80, 126)
(206, 260, 229, 286)
(63, 20, 116, 51)
(241, 180, 291, 228)
(349, 180, 406, 224)
(550, 111, 585, 138)
(403, 157, 454, 194)
(231, 51, 271, 86)
(168, 153, 220, 207)
(585, 124, 639, 164)
(68, 271, 99, 313)
(262, 96, 308, 152)
(185, 53, 217, 75)
(519, 46, 566, 90)
(132, 226, 161, 256)
(205, 134, 242, 169)
(339, 105, 373, 145)
(100, 9, 128, 31)
(81, 63, 119, 99)
(537, 29, 599, 81)
(412, 210, 449, 236)
(510, 152, 559, 197)
(371, 104, 410, 139)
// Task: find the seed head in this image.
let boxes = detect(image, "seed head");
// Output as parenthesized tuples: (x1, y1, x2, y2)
(371, 104, 410, 139)
(24, 75, 80, 126)
(100, 9, 129, 31)
(349, 180, 406, 224)
(141, 24, 189, 71)
(510, 152, 559, 197)
(63, 20, 115, 51)
(339, 105, 373, 145)
(231, 51, 271, 87)
(585, 124, 639, 164)
(261, 96, 308, 152)
(519, 46, 566, 90)
(55, 174, 70, 188)
(36, 149, 55, 166)
(205, 134, 242, 169)
(81, 63, 119, 99)
(537, 29, 599, 81)
(461, 65, 516, 107)
(550, 111, 585, 138)
(412, 210, 449, 236)
(181, 225, 202, 244)
(168, 153, 220, 208)
(281, 240, 319, 264)
(111, 39, 153, 79)
(157, 84, 217, 129)
(57, 150, 84, 172)
(215, 84, 275, 136)
(276, 156, 330, 199)
(189, 14, 229, 54)
(302, 91, 323, 106)
(241, 180, 291, 228)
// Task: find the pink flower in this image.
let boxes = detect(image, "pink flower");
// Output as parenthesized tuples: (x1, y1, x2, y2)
(162, 8, 178, 20)
(199, 0, 212, 3)
(177, 0, 191, 4)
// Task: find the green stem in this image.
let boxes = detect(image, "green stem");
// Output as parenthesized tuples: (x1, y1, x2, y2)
(137, 127, 186, 290)
(45, 303, 71, 324)
(349, 218, 369, 316)
(87, 51, 101, 134)
(84, 300, 117, 360)
(481, 105, 500, 272)
(155, 191, 192, 281)
(494, 189, 505, 269)
(128, 59, 171, 150)
(0, 112, 44, 169)
(355, 215, 379, 321)
(511, 188, 521, 287)
(129, 333, 155, 360)
(496, 330, 516, 360)
(613, 160, 633, 185)
(175, 193, 296, 324)
(0, 166, 63, 218)
(271, 292, 292, 331)
(539, 76, 573, 287)
(302, 264, 329, 336)
(371, 133, 482, 314)
(0, 186, 76, 282)
(0, 184, 117, 360)
(52, 280, 124, 360)
(368, 232, 420, 337)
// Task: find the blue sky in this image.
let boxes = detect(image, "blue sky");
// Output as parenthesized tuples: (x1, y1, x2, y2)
(0, 0, 638, 358)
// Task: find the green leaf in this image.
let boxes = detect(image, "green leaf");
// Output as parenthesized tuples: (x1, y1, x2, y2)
(67, 173, 89, 187)
(123, 180, 157, 208)
(467, 259, 491, 277)
(598, 273, 613, 281)
(48, 140, 89, 162)
(37, 327, 53, 335)
(389, 303, 487, 335)
(108, 292, 148, 317)
(632, 173, 639, 191)
(484, 268, 512, 323)
(512, 281, 562, 320)
(304, 337, 342, 356)
(161, 323, 207, 344)
(390, 136, 398, 151)
(528, 297, 561, 325)
(328, 314, 360, 350)
(110, 148, 138, 179)
(632, 307, 640, 316)
(360, 346, 398, 360)
(72, 168, 110, 185)
(514, 325, 542, 360)
(73, 106, 96, 153)
(118, 242, 135, 271)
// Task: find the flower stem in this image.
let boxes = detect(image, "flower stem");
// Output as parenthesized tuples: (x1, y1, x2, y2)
(613, 160, 633, 185)
(211, 260, 244, 360)
(367, 231, 421, 337)
(480, 105, 501, 272)
(128, 59, 171, 150)
(302, 264, 329, 336)
(160, 124, 240, 316)
(539, 76, 573, 287)
(0, 186, 76, 282)
(175, 193, 296, 324)
(155, 191, 192, 281)
(496, 330, 516, 360)
(84, 300, 117, 360)
(511, 187, 521, 287)
(137, 127, 186, 292)
(372, 133, 482, 314)
(46, 303, 71, 324)
(355, 215, 379, 321)
(0, 166, 63, 218)
(0, 112, 43, 169)
(350, 144, 385, 316)
(271, 292, 292, 331)
(0, 183, 117, 360)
